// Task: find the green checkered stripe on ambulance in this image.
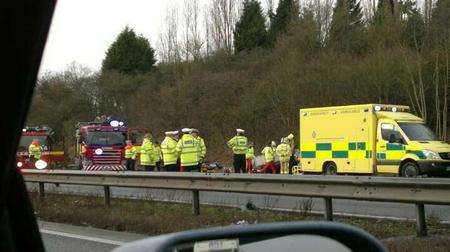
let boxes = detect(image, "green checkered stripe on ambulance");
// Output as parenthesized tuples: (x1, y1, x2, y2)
(300, 142, 372, 159)
(375, 144, 426, 160)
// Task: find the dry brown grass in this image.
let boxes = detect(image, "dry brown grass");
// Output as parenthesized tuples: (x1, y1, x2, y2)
(31, 192, 450, 250)
(384, 235, 450, 252)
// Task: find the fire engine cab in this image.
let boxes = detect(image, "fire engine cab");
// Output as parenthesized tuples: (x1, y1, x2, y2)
(16, 126, 64, 170)
(75, 117, 129, 171)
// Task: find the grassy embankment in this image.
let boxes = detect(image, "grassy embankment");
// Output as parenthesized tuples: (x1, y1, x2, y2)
(31, 192, 450, 251)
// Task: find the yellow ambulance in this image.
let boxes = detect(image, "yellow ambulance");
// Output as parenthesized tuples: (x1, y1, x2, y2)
(299, 104, 450, 177)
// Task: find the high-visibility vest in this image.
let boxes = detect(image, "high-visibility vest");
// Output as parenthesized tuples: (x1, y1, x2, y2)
(153, 145, 162, 162)
(176, 134, 200, 166)
(29, 144, 43, 159)
(194, 136, 206, 159)
(276, 143, 291, 161)
(262, 146, 276, 163)
(80, 145, 87, 154)
(227, 135, 248, 154)
(125, 145, 137, 160)
(286, 134, 295, 154)
(161, 137, 178, 165)
(140, 138, 155, 166)
(246, 146, 255, 160)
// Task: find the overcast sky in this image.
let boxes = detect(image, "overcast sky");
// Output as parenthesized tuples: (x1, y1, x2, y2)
(40, 0, 203, 74)
(39, 0, 418, 74)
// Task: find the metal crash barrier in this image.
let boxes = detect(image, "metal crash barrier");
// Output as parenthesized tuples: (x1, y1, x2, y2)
(22, 170, 450, 237)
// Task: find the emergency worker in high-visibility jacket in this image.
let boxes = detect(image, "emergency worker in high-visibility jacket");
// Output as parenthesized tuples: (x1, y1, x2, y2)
(176, 128, 200, 172)
(191, 128, 206, 171)
(227, 129, 248, 173)
(140, 133, 155, 171)
(161, 131, 179, 172)
(286, 133, 296, 173)
(124, 140, 137, 171)
(28, 139, 43, 161)
(260, 141, 277, 174)
(154, 140, 163, 171)
(276, 138, 291, 174)
(245, 142, 255, 174)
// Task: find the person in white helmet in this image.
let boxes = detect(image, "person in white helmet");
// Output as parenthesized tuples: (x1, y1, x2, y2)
(276, 138, 291, 174)
(227, 129, 248, 173)
(191, 128, 206, 171)
(176, 128, 201, 172)
(286, 133, 296, 174)
(161, 131, 179, 172)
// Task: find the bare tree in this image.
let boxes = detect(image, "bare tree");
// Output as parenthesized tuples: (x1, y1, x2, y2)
(302, 0, 333, 43)
(158, 5, 181, 63)
(359, 0, 376, 21)
(204, 6, 212, 56)
(433, 52, 449, 141)
(205, 0, 242, 54)
(434, 55, 442, 137)
(423, 0, 433, 26)
(444, 52, 448, 141)
(403, 52, 427, 122)
(182, 0, 203, 61)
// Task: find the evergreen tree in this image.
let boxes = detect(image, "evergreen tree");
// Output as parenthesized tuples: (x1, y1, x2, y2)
(374, 0, 395, 26)
(328, 0, 366, 53)
(102, 26, 156, 75)
(268, 0, 299, 45)
(429, 0, 450, 48)
(234, 0, 268, 52)
(367, 0, 401, 49)
(401, 1, 425, 49)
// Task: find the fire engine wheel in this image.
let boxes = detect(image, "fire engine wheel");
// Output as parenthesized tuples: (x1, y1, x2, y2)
(401, 162, 419, 177)
(324, 162, 337, 175)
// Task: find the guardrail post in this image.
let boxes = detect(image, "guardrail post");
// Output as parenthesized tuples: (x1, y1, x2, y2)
(192, 190, 200, 215)
(324, 197, 333, 221)
(415, 203, 427, 237)
(38, 182, 45, 201)
(104, 186, 111, 207)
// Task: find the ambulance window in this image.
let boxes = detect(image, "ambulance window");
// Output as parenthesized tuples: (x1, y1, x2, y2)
(381, 124, 395, 141)
(381, 124, 404, 143)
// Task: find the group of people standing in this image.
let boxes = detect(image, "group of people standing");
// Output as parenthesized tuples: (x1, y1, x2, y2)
(124, 127, 296, 174)
(124, 128, 206, 172)
(227, 129, 295, 174)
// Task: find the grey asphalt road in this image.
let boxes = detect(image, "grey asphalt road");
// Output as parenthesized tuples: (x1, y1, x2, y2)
(27, 182, 450, 222)
(42, 233, 117, 252)
(39, 221, 147, 252)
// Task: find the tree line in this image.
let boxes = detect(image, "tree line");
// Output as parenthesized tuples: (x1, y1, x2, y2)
(29, 0, 449, 163)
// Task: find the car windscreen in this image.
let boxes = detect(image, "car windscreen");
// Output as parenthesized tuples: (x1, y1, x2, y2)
(85, 131, 126, 145)
(18, 136, 48, 152)
(398, 122, 437, 141)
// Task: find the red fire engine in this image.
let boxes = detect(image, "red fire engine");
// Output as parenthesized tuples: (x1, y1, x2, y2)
(75, 117, 130, 171)
(16, 126, 65, 170)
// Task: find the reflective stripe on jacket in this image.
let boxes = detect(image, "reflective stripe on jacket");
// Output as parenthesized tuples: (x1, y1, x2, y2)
(276, 143, 291, 162)
(140, 138, 155, 166)
(262, 146, 276, 163)
(161, 137, 178, 165)
(227, 135, 248, 154)
(125, 145, 137, 159)
(153, 145, 162, 162)
(29, 144, 43, 159)
(194, 136, 206, 160)
(176, 134, 200, 166)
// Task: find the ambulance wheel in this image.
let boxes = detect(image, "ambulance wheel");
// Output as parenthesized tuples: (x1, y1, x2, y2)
(324, 162, 337, 175)
(401, 162, 419, 177)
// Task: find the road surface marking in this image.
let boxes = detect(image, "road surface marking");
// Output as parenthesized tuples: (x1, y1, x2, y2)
(40, 229, 125, 246)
